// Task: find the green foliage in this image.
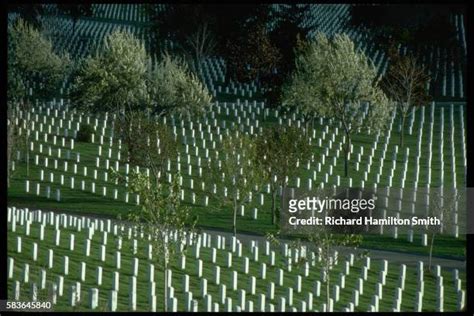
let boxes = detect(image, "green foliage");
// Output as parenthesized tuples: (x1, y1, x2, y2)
(149, 54, 212, 118)
(207, 131, 263, 235)
(76, 124, 94, 143)
(282, 33, 393, 176)
(70, 31, 149, 113)
(117, 113, 178, 174)
(8, 18, 70, 100)
(256, 126, 312, 224)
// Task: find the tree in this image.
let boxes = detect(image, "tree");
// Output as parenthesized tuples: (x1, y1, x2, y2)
(148, 54, 212, 119)
(71, 30, 149, 114)
(224, 22, 281, 84)
(308, 231, 362, 310)
(256, 126, 312, 225)
(282, 33, 392, 177)
(427, 188, 463, 272)
(146, 5, 217, 77)
(381, 46, 431, 147)
(9, 18, 70, 99)
(263, 4, 311, 106)
(117, 112, 178, 178)
(8, 18, 69, 177)
(71, 30, 149, 162)
(112, 170, 196, 311)
(208, 132, 262, 236)
(147, 4, 272, 84)
(7, 105, 20, 188)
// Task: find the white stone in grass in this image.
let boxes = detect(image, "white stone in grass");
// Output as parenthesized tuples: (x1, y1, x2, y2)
(69, 234, 75, 251)
(32, 243, 38, 261)
(277, 268, 284, 286)
(238, 289, 246, 310)
(184, 292, 193, 311)
(243, 257, 250, 274)
(96, 267, 102, 286)
(8, 258, 14, 279)
(267, 282, 275, 300)
(314, 280, 321, 297)
(227, 252, 232, 268)
(197, 259, 203, 278)
(16, 237, 22, 253)
(57, 276, 64, 296)
(278, 297, 286, 312)
(212, 248, 217, 263)
(129, 276, 137, 311)
(232, 271, 238, 291)
(219, 284, 227, 305)
(200, 278, 208, 298)
(89, 288, 99, 309)
(80, 262, 86, 282)
(47, 249, 54, 269)
(132, 258, 139, 276)
(99, 245, 106, 262)
(260, 263, 267, 279)
(214, 266, 221, 285)
(109, 290, 118, 311)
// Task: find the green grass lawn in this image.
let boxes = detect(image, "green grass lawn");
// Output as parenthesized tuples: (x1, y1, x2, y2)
(7, 219, 466, 311)
(8, 102, 466, 259)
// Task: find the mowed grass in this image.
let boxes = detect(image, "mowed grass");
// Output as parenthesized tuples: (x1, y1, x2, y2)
(8, 102, 466, 259)
(7, 220, 466, 311)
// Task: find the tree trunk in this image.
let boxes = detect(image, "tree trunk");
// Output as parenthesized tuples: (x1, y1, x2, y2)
(164, 248, 168, 311)
(271, 188, 277, 225)
(399, 116, 406, 147)
(26, 132, 30, 177)
(326, 267, 331, 309)
(233, 198, 237, 237)
(344, 135, 351, 178)
(428, 233, 435, 272)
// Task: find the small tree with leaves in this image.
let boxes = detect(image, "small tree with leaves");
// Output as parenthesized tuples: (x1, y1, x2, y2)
(382, 46, 431, 147)
(256, 126, 312, 225)
(283, 33, 393, 177)
(148, 54, 212, 119)
(207, 131, 262, 236)
(426, 187, 463, 272)
(9, 18, 69, 177)
(112, 170, 196, 311)
(306, 224, 362, 310)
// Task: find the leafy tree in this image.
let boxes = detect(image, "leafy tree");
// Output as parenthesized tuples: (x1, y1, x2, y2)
(112, 170, 196, 311)
(282, 33, 392, 177)
(256, 126, 312, 225)
(308, 231, 362, 310)
(8, 18, 70, 177)
(71, 30, 149, 162)
(116, 113, 178, 177)
(381, 46, 431, 147)
(148, 54, 212, 119)
(207, 132, 263, 236)
(9, 18, 70, 99)
(427, 188, 463, 272)
(71, 30, 149, 114)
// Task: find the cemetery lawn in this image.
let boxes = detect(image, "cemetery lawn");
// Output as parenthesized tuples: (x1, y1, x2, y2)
(7, 219, 466, 312)
(8, 102, 466, 261)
